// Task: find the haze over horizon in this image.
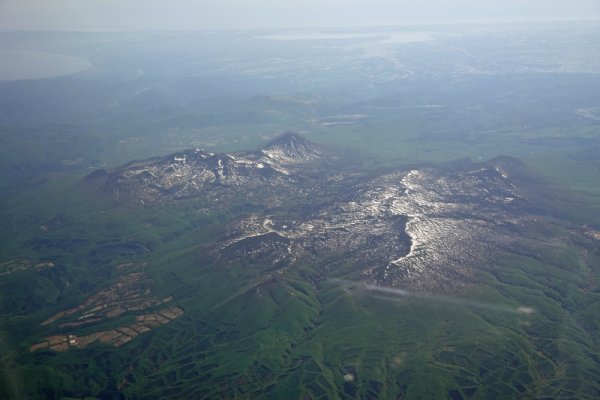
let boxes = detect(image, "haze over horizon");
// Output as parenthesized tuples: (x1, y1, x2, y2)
(2, 0, 600, 397)
(0, 0, 599, 31)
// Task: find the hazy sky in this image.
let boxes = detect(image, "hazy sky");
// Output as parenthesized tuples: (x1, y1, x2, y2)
(0, 0, 599, 31)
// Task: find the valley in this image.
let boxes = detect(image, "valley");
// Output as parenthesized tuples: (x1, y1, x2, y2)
(0, 22, 599, 399)
(1, 133, 599, 399)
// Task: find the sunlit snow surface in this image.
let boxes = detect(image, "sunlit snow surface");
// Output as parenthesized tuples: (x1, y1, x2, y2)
(217, 164, 530, 291)
(107, 133, 324, 205)
(103, 134, 533, 291)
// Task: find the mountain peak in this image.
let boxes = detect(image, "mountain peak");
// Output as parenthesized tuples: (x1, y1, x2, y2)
(261, 132, 321, 162)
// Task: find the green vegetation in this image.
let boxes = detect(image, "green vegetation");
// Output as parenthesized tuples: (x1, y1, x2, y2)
(0, 153, 599, 399)
(1, 26, 600, 399)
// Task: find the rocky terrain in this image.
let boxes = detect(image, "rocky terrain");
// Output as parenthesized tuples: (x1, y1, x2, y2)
(8, 133, 598, 399)
(88, 133, 541, 291)
(87, 132, 338, 206)
(216, 159, 535, 290)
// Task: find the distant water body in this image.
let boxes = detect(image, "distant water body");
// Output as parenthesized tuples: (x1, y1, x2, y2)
(0, 49, 91, 81)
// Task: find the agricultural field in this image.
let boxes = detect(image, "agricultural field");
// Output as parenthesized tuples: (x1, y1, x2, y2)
(1, 22, 600, 399)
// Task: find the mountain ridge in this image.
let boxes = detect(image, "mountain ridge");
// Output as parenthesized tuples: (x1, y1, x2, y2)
(82, 133, 543, 291)
(85, 132, 332, 204)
